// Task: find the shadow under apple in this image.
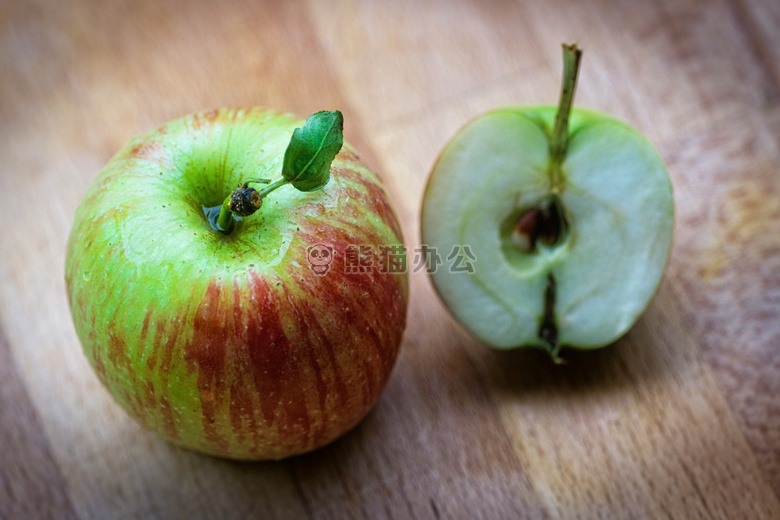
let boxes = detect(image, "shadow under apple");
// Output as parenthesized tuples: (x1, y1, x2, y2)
(458, 283, 697, 400)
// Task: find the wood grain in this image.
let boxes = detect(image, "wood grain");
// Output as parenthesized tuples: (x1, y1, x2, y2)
(1, 0, 779, 518)
(0, 325, 77, 520)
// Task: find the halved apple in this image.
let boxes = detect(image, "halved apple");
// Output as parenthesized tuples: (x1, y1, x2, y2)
(421, 44, 674, 358)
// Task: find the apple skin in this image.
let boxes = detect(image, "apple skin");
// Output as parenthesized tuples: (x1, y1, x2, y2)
(65, 108, 408, 460)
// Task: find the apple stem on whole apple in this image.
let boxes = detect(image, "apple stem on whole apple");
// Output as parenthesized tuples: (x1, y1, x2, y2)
(211, 178, 268, 233)
(212, 110, 344, 235)
(214, 178, 284, 233)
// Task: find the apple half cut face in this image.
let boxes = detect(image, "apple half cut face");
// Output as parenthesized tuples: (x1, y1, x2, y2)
(421, 106, 674, 355)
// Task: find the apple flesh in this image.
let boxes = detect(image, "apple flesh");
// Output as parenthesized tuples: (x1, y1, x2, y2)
(421, 55, 673, 356)
(65, 108, 408, 460)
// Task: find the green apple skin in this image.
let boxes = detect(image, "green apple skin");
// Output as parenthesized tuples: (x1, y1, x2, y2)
(65, 108, 408, 460)
(421, 106, 673, 351)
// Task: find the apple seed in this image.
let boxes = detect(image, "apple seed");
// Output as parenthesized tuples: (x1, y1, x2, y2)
(511, 208, 541, 252)
(510, 196, 569, 253)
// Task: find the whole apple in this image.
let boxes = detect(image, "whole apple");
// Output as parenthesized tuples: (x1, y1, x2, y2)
(421, 44, 673, 359)
(65, 108, 408, 460)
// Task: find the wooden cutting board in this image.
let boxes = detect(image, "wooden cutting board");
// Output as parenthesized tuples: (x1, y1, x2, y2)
(2, 0, 779, 518)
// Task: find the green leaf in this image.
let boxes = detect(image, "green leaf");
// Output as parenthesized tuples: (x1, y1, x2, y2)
(282, 110, 344, 192)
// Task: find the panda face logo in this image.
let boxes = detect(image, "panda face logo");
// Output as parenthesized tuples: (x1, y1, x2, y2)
(307, 244, 334, 275)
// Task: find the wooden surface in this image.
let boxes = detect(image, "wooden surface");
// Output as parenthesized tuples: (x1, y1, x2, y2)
(2, 0, 780, 518)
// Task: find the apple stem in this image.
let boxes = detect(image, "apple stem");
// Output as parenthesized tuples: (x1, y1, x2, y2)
(214, 178, 288, 235)
(549, 43, 583, 177)
(254, 178, 289, 199)
(210, 110, 343, 235)
(215, 195, 236, 234)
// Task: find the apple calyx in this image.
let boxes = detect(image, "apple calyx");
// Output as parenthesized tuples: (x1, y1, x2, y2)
(539, 274, 565, 363)
(213, 110, 344, 234)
